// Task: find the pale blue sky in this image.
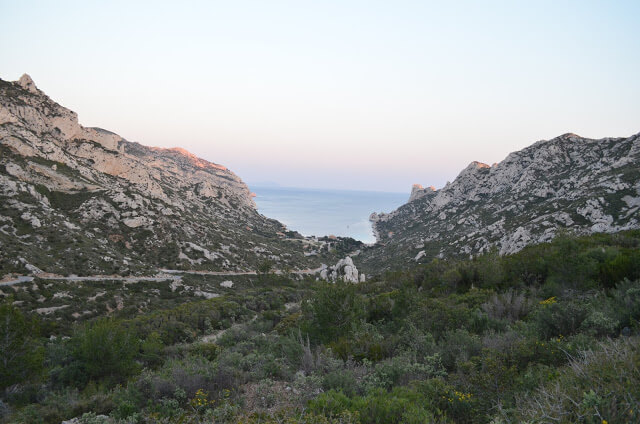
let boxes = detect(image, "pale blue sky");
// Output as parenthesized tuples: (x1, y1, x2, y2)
(1, 1, 639, 192)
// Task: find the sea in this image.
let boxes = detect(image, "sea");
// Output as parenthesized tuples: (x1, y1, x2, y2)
(250, 186, 408, 244)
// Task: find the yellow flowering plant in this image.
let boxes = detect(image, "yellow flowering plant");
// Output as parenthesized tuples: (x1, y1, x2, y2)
(539, 296, 557, 306)
(190, 388, 215, 412)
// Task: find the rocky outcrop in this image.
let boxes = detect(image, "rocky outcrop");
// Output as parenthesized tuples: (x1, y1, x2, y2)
(363, 132, 640, 273)
(0, 74, 320, 276)
(408, 184, 436, 203)
(319, 256, 365, 283)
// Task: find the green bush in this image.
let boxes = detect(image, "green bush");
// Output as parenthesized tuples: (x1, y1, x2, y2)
(302, 282, 365, 344)
(530, 298, 589, 339)
(410, 296, 477, 341)
(69, 318, 140, 387)
(364, 354, 445, 391)
(598, 250, 640, 288)
(138, 331, 165, 368)
(415, 378, 477, 423)
(437, 329, 482, 371)
(322, 371, 358, 396)
(188, 342, 221, 361)
(512, 337, 640, 423)
(611, 279, 640, 329)
(580, 311, 618, 337)
(0, 300, 44, 389)
(329, 322, 389, 362)
(309, 387, 437, 424)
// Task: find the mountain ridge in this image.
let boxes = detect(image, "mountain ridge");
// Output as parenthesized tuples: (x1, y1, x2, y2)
(2, 74, 638, 280)
(0, 74, 341, 277)
(362, 131, 640, 273)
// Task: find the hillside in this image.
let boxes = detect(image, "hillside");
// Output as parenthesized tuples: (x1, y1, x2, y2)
(0, 75, 340, 277)
(363, 132, 640, 273)
(2, 230, 639, 423)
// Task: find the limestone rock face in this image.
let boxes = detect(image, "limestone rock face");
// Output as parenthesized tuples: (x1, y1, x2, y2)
(0, 75, 315, 275)
(319, 256, 364, 283)
(363, 132, 640, 273)
(0, 75, 255, 209)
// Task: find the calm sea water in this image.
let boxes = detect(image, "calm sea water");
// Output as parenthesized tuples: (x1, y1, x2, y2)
(251, 186, 408, 244)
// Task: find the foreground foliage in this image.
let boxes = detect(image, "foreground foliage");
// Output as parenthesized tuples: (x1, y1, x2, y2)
(1, 230, 640, 423)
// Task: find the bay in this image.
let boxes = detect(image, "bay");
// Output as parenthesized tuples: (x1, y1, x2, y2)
(251, 186, 408, 244)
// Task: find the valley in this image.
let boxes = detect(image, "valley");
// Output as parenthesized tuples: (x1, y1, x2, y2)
(1, 75, 639, 424)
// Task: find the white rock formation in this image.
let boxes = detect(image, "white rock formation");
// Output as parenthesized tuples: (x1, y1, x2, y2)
(319, 256, 363, 283)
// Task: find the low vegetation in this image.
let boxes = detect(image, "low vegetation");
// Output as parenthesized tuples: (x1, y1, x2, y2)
(1, 231, 640, 423)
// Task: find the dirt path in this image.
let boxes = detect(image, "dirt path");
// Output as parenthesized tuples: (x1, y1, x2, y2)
(161, 269, 257, 276)
(0, 274, 180, 287)
(201, 314, 258, 343)
(1, 265, 323, 288)
(0, 276, 35, 287)
(36, 275, 182, 282)
(162, 266, 324, 276)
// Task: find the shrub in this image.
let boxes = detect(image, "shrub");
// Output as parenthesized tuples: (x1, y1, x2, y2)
(512, 337, 640, 423)
(138, 331, 165, 368)
(364, 354, 445, 391)
(598, 250, 640, 288)
(135, 355, 230, 405)
(545, 235, 599, 289)
(579, 311, 618, 337)
(307, 389, 353, 418)
(7, 388, 115, 424)
(188, 342, 221, 361)
(309, 387, 436, 424)
(329, 322, 388, 362)
(416, 378, 477, 424)
(437, 329, 482, 371)
(410, 297, 474, 341)
(530, 298, 589, 339)
(0, 300, 44, 389)
(503, 244, 549, 286)
(302, 282, 365, 344)
(73, 318, 140, 386)
(611, 279, 640, 329)
(481, 289, 532, 322)
(394, 322, 436, 361)
(322, 371, 358, 396)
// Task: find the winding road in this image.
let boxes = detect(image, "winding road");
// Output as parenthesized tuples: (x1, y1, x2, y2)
(0, 266, 324, 287)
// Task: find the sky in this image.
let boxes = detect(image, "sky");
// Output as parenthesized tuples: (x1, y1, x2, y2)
(1, 1, 639, 193)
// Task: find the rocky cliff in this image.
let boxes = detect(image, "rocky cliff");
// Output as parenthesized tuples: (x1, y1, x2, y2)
(363, 132, 640, 273)
(0, 74, 320, 276)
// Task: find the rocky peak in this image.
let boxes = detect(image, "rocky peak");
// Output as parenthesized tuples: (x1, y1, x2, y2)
(1, 74, 82, 142)
(461, 161, 491, 174)
(560, 132, 581, 140)
(408, 184, 437, 203)
(17, 73, 39, 94)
